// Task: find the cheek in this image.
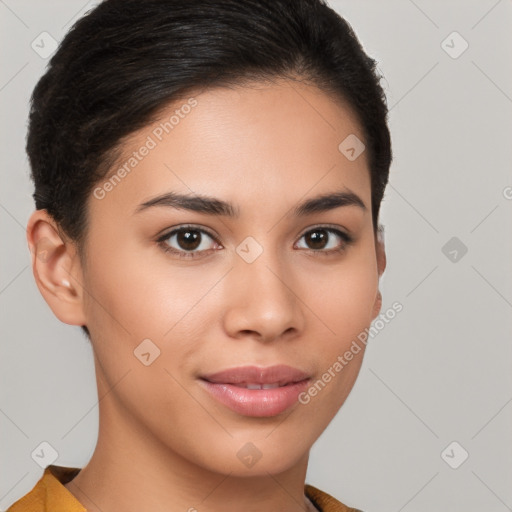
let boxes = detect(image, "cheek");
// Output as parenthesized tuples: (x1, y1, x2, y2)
(80, 242, 204, 433)
(80, 236, 222, 407)
(296, 243, 378, 407)
(82, 232, 215, 342)
(301, 245, 379, 343)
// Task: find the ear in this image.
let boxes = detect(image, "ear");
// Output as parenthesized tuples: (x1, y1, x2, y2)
(371, 225, 387, 320)
(26, 209, 87, 327)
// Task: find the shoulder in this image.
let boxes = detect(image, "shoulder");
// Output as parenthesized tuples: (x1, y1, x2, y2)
(5, 465, 84, 512)
(305, 483, 364, 512)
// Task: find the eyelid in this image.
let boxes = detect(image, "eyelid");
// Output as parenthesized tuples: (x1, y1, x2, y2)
(156, 223, 219, 240)
(298, 223, 351, 238)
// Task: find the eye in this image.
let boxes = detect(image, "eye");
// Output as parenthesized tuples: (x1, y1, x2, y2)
(156, 225, 220, 259)
(156, 224, 353, 260)
(295, 226, 353, 255)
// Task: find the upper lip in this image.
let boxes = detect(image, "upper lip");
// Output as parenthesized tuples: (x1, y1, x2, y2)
(201, 364, 310, 386)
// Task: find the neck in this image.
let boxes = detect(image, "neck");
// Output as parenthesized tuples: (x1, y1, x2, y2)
(64, 371, 312, 512)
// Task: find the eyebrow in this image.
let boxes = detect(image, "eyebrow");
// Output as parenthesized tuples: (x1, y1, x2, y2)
(133, 189, 366, 217)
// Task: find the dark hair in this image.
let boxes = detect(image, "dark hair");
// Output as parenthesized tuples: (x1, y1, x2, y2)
(27, 0, 392, 339)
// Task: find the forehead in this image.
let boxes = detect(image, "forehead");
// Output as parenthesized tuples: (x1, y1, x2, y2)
(88, 79, 371, 221)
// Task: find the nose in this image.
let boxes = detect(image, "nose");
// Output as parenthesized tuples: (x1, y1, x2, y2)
(222, 250, 306, 343)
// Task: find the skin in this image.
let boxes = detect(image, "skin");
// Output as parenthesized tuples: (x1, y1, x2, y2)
(26, 77, 386, 512)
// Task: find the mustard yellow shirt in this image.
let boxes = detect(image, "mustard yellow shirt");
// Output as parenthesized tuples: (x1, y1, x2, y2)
(6, 465, 363, 512)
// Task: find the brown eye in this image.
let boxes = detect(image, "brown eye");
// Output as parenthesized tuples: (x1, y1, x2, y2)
(296, 227, 353, 254)
(304, 229, 329, 250)
(157, 226, 219, 259)
(175, 229, 202, 251)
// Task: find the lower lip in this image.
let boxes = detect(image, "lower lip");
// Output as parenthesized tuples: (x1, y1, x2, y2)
(200, 379, 310, 417)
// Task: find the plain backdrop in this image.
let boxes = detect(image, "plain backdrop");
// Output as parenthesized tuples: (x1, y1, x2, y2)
(1, 1, 511, 511)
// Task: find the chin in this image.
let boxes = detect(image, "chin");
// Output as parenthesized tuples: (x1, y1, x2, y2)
(190, 431, 312, 477)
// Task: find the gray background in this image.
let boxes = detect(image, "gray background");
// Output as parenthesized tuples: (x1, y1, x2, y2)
(1, 1, 511, 511)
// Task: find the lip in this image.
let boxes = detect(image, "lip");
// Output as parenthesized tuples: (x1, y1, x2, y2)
(199, 365, 311, 417)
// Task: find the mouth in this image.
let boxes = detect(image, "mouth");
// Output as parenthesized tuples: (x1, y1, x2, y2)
(222, 382, 294, 389)
(201, 364, 310, 386)
(199, 365, 311, 417)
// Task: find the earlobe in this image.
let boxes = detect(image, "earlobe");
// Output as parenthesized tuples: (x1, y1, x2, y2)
(26, 210, 87, 326)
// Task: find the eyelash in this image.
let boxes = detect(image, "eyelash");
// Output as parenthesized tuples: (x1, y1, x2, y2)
(156, 224, 354, 259)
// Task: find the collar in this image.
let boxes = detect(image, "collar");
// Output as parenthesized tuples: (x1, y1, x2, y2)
(37, 465, 359, 512)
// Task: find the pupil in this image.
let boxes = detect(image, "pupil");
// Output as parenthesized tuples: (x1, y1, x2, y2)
(307, 230, 327, 249)
(178, 229, 200, 250)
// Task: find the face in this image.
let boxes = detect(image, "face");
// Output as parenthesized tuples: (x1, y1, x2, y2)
(28, 78, 385, 477)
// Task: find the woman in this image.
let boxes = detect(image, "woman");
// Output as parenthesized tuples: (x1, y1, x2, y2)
(10, 0, 391, 510)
